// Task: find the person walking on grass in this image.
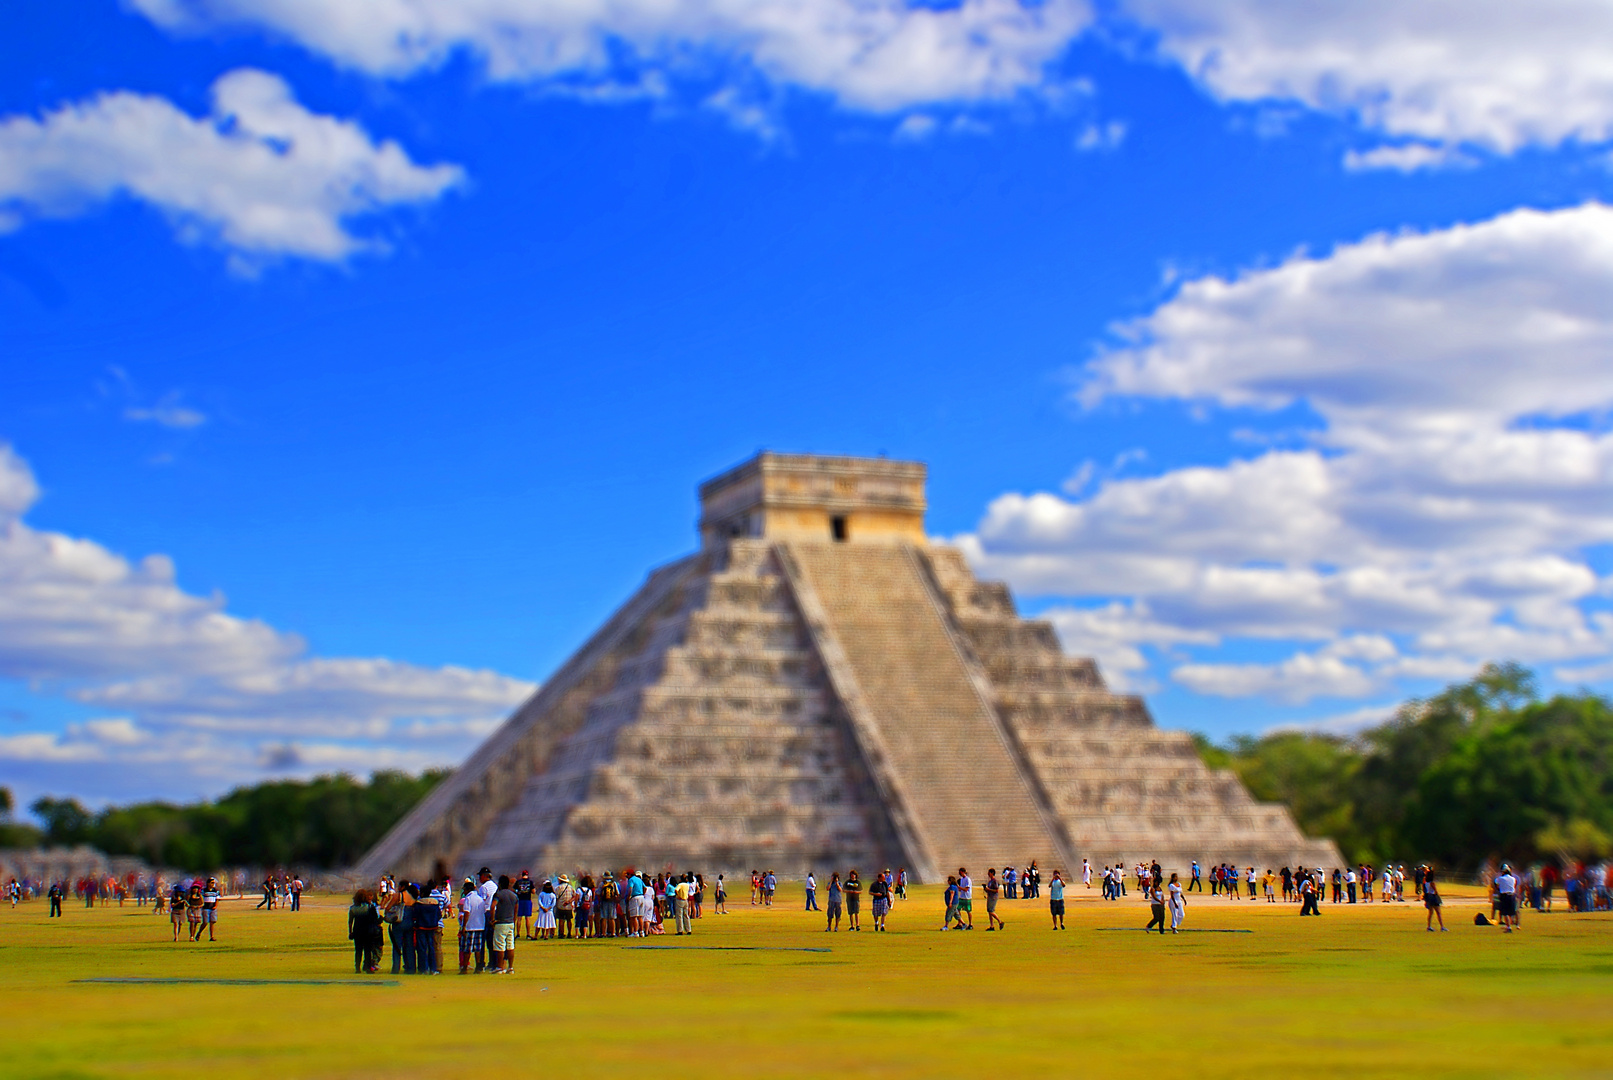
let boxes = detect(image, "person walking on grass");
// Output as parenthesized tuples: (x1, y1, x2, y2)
(1424, 869, 1447, 931)
(869, 871, 891, 931)
(1048, 871, 1066, 930)
(844, 870, 862, 931)
(1189, 860, 1202, 892)
(186, 880, 204, 941)
(198, 877, 220, 942)
(1299, 872, 1321, 917)
(1146, 880, 1167, 934)
(805, 870, 819, 912)
(984, 869, 1005, 931)
(168, 883, 185, 939)
(1169, 873, 1186, 933)
(955, 868, 973, 929)
(896, 867, 908, 901)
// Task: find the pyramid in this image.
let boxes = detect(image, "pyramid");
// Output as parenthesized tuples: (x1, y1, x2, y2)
(357, 453, 1340, 883)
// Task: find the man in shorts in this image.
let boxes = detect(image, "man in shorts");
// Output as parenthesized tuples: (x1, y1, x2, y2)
(515, 870, 536, 940)
(1048, 870, 1066, 929)
(198, 877, 221, 942)
(955, 868, 974, 929)
(490, 875, 519, 973)
(169, 883, 187, 939)
(983, 869, 1004, 930)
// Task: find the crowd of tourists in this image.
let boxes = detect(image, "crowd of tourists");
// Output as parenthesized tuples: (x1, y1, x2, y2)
(347, 867, 715, 975)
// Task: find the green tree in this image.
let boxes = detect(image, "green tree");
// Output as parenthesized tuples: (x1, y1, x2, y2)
(31, 796, 93, 846)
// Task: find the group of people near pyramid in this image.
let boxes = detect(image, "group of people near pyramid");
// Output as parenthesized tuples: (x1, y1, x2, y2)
(347, 866, 716, 974)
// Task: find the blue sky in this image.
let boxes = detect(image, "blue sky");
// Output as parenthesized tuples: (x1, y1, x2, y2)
(4, 0, 1612, 809)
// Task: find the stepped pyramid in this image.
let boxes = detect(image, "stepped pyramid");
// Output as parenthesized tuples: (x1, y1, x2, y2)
(358, 453, 1339, 883)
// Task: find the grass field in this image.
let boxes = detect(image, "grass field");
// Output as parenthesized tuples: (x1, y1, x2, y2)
(4, 882, 1610, 1077)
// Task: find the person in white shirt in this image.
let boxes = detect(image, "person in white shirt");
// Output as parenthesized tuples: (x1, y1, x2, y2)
(805, 871, 818, 912)
(956, 869, 973, 929)
(1494, 864, 1519, 932)
(1081, 860, 1091, 889)
(1168, 873, 1185, 933)
(457, 879, 488, 973)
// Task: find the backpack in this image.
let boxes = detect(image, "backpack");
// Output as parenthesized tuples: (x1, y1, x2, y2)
(412, 900, 441, 930)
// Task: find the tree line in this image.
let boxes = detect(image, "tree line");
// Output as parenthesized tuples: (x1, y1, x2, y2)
(5, 770, 447, 872)
(1194, 663, 1613, 870)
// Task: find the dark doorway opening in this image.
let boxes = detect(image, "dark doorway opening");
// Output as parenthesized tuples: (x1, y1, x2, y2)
(830, 515, 848, 542)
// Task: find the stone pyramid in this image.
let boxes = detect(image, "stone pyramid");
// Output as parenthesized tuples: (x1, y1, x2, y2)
(357, 453, 1339, 883)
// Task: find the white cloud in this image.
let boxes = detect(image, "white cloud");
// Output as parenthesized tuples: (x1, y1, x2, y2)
(1040, 600, 1216, 690)
(132, 0, 1093, 114)
(0, 69, 463, 265)
(1122, 0, 1613, 157)
(957, 203, 1613, 704)
(1075, 119, 1126, 151)
(1264, 702, 1399, 736)
(0, 444, 533, 799)
(1342, 142, 1474, 173)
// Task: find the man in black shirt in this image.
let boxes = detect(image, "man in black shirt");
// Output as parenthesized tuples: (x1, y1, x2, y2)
(514, 871, 536, 941)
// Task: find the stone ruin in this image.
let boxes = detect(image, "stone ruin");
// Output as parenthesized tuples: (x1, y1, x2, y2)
(358, 453, 1340, 883)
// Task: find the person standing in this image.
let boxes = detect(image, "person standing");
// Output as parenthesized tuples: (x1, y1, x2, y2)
(825, 872, 842, 931)
(1048, 871, 1066, 930)
(535, 881, 557, 941)
(674, 873, 693, 935)
(763, 870, 777, 907)
(1299, 873, 1321, 917)
(456, 880, 483, 974)
(514, 870, 536, 940)
(411, 882, 442, 975)
(954, 868, 972, 929)
(805, 870, 819, 912)
(844, 870, 862, 931)
(896, 867, 908, 901)
(1168, 873, 1186, 933)
(1189, 861, 1202, 892)
(1494, 864, 1519, 933)
(984, 869, 1004, 931)
(714, 874, 728, 915)
(490, 875, 518, 972)
(1423, 869, 1447, 931)
(48, 880, 63, 918)
(1081, 859, 1092, 890)
(1346, 867, 1357, 904)
(348, 889, 382, 973)
(290, 875, 303, 912)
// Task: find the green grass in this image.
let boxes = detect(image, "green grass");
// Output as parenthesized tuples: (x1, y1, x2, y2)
(3, 884, 1610, 1077)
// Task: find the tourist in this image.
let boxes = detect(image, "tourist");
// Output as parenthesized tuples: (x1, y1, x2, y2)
(290, 874, 303, 912)
(47, 880, 62, 918)
(1346, 866, 1358, 904)
(751, 870, 761, 905)
(348, 889, 383, 973)
(554, 874, 575, 938)
(1169, 873, 1186, 933)
(627, 871, 647, 937)
(457, 880, 484, 974)
(1048, 870, 1066, 930)
(256, 876, 274, 910)
(984, 869, 1004, 931)
(535, 880, 557, 940)
(941, 875, 959, 930)
(168, 883, 186, 938)
(594, 872, 617, 938)
(715, 874, 728, 914)
(1494, 864, 1519, 933)
(1146, 880, 1167, 933)
(763, 869, 777, 906)
(844, 870, 862, 931)
(382, 885, 408, 973)
(1189, 860, 1201, 892)
(1082, 859, 1092, 890)
(954, 867, 973, 928)
(1280, 866, 1294, 902)
(826, 872, 842, 931)
(1246, 866, 1257, 899)
(199, 876, 221, 942)
(1003, 865, 1017, 900)
(1262, 869, 1276, 903)
(515, 870, 536, 940)
(1423, 869, 1447, 931)
(1026, 861, 1040, 899)
(410, 882, 443, 974)
(574, 876, 593, 940)
(869, 871, 891, 932)
(186, 880, 204, 941)
(896, 867, 908, 900)
(1299, 872, 1320, 917)
(674, 873, 693, 935)
(490, 875, 518, 972)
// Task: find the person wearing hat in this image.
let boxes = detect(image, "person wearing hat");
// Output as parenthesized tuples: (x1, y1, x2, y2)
(1494, 863, 1520, 932)
(555, 874, 575, 939)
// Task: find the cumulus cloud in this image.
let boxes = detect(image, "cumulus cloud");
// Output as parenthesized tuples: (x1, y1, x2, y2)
(0, 444, 533, 800)
(1122, 0, 1613, 158)
(130, 0, 1092, 113)
(957, 203, 1613, 703)
(0, 69, 463, 265)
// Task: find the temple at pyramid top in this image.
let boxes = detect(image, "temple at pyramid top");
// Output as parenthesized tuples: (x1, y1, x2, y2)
(358, 452, 1339, 884)
(698, 452, 928, 547)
